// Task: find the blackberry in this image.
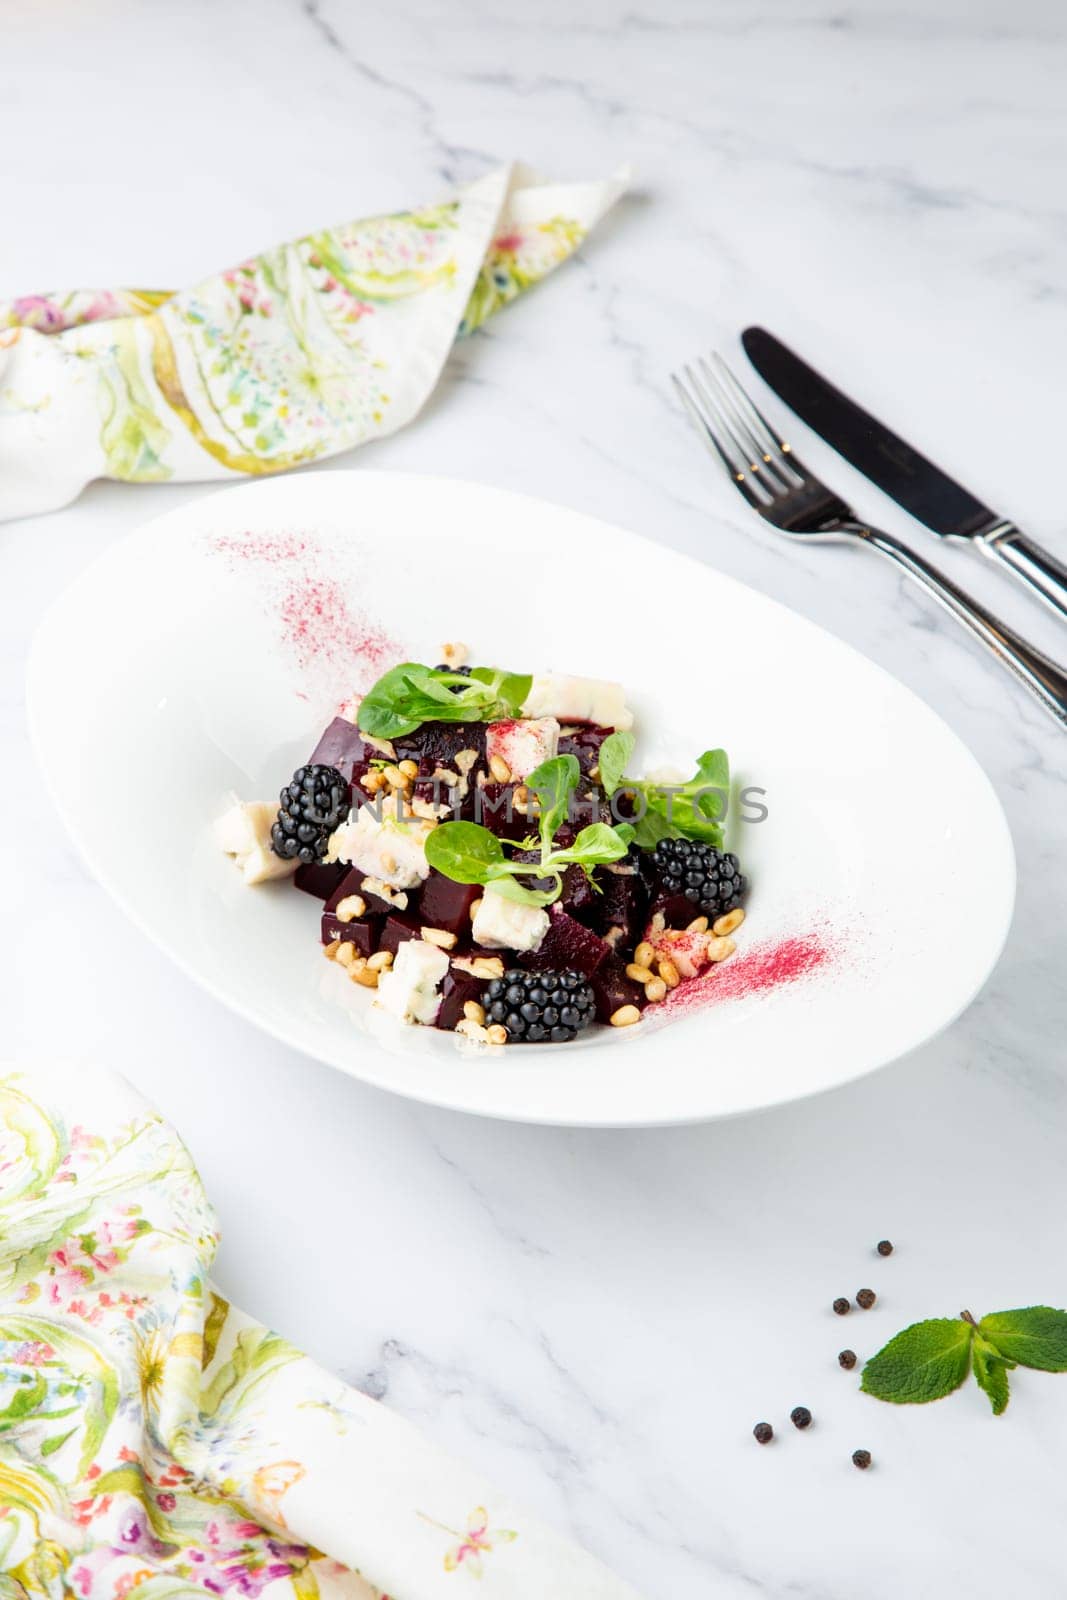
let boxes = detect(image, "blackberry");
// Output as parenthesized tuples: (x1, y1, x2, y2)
(484, 968, 596, 1043)
(271, 764, 349, 864)
(652, 839, 745, 919)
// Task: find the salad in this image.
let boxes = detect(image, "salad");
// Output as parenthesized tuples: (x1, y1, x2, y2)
(216, 646, 748, 1046)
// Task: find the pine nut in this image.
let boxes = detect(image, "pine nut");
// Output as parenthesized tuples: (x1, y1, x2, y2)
(323, 938, 341, 960)
(686, 915, 709, 934)
(454, 1017, 490, 1043)
(398, 759, 419, 779)
(610, 1005, 642, 1027)
(353, 964, 379, 987)
(421, 926, 457, 950)
(463, 1000, 486, 1025)
(634, 940, 654, 969)
(626, 962, 655, 984)
(488, 753, 512, 784)
(649, 912, 666, 936)
(335, 942, 356, 967)
(471, 956, 505, 979)
(360, 770, 385, 794)
(382, 764, 408, 790)
(644, 977, 667, 1003)
(366, 950, 394, 971)
(712, 908, 746, 937)
(441, 641, 469, 667)
(334, 894, 366, 923)
(469, 897, 483, 919)
(486, 1023, 508, 1045)
(706, 936, 736, 963)
(657, 958, 681, 989)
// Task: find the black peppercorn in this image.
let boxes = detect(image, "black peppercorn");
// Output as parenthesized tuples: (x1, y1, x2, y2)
(790, 1406, 812, 1430)
(876, 1239, 893, 1256)
(753, 1422, 773, 1444)
(833, 1297, 851, 1316)
(838, 1349, 858, 1370)
(852, 1448, 872, 1470)
(856, 1288, 877, 1310)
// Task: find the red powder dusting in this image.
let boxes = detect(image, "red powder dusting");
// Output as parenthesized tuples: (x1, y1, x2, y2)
(211, 531, 309, 563)
(210, 527, 402, 690)
(661, 931, 835, 1017)
(279, 574, 397, 682)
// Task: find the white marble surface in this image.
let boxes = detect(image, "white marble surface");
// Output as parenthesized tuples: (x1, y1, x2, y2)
(4, 1, 1067, 1594)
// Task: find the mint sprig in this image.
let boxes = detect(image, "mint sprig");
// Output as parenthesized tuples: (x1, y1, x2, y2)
(860, 1306, 1067, 1415)
(599, 731, 730, 849)
(356, 663, 532, 739)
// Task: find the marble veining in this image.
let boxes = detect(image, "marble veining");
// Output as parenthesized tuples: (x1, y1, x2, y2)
(4, 0, 1067, 1594)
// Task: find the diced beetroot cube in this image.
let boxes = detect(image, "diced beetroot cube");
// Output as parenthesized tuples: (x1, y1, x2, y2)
(473, 782, 536, 842)
(308, 717, 377, 786)
(419, 870, 482, 939)
(393, 723, 488, 778)
(435, 966, 489, 1031)
(648, 890, 700, 929)
(378, 913, 424, 957)
(325, 867, 399, 921)
(590, 953, 648, 1023)
(519, 908, 611, 980)
(558, 863, 598, 920)
(320, 914, 378, 958)
(590, 867, 648, 945)
(294, 860, 349, 900)
(558, 724, 611, 779)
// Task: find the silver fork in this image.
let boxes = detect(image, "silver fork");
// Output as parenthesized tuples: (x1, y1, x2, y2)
(673, 353, 1067, 728)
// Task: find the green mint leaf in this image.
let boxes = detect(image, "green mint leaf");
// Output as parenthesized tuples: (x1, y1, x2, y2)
(972, 1336, 1014, 1415)
(978, 1307, 1067, 1371)
(628, 807, 674, 850)
(525, 754, 581, 852)
(615, 748, 731, 850)
(481, 871, 559, 908)
(357, 662, 531, 737)
(550, 822, 633, 869)
(860, 1318, 974, 1404)
(598, 731, 636, 797)
(356, 662, 432, 737)
(424, 821, 504, 885)
(468, 666, 533, 715)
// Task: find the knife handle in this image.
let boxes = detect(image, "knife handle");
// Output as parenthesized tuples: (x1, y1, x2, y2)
(977, 522, 1067, 625)
(846, 521, 1067, 728)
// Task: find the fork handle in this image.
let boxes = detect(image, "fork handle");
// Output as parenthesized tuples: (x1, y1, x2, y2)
(847, 520, 1067, 728)
(974, 522, 1067, 625)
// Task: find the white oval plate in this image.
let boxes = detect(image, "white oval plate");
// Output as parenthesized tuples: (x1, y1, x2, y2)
(27, 472, 1014, 1126)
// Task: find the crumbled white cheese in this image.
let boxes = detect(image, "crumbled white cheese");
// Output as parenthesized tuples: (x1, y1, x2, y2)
(647, 925, 710, 980)
(485, 717, 560, 779)
(328, 803, 434, 888)
(376, 938, 449, 1025)
(471, 885, 550, 952)
(214, 797, 297, 886)
(522, 674, 633, 730)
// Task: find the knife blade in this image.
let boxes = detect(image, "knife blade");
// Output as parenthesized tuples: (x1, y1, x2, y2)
(741, 325, 1067, 623)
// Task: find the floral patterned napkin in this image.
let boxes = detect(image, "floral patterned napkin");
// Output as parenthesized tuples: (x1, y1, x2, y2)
(0, 1066, 641, 1600)
(0, 163, 626, 521)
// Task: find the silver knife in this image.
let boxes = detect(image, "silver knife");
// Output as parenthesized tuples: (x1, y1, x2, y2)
(742, 326, 1067, 623)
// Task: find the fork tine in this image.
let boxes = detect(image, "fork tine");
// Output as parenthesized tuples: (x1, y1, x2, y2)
(691, 359, 784, 494)
(671, 367, 768, 507)
(697, 357, 799, 495)
(710, 354, 805, 487)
